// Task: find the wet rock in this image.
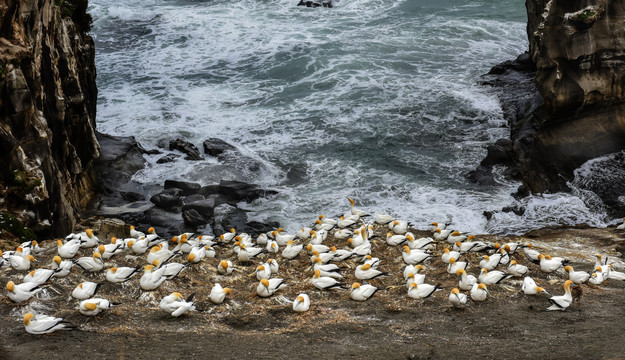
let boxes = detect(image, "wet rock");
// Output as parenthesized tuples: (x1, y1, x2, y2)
(203, 138, 237, 157)
(169, 139, 203, 161)
(182, 209, 207, 227)
(164, 180, 201, 195)
(182, 194, 205, 205)
(218, 180, 278, 202)
(149, 188, 183, 209)
(182, 198, 219, 219)
(96, 133, 147, 190)
(156, 154, 180, 164)
(297, 0, 333, 7)
(198, 185, 221, 197)
(121, 192, 145, 202)
(133, 207, 192, 235)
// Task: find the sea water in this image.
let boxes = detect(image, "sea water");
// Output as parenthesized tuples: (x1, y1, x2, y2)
(88, 0, 613, 234)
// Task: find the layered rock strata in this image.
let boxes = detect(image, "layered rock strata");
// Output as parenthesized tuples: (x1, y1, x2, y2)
(0, 0, 98, 236)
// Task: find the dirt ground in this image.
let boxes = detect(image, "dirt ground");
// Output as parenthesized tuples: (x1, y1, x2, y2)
(1, 224, 625, 360)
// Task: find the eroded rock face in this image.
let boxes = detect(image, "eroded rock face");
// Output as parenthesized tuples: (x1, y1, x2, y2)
(504, 1, 625, 197)
(0, 0, 98, 236)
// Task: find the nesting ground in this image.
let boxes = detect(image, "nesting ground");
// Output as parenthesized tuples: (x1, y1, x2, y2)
(1, 224, 625, 360)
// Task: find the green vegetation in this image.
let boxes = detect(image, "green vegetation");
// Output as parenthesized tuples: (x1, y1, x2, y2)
(0, 211, 36, 242)
(56, 0, 93, 33)
(11, 170, 42, 192)
(578, 10, 596, 20)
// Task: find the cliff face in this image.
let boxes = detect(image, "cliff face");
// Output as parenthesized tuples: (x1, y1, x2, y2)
(511, 0, 625, 194)
(0, 0, 98, 236)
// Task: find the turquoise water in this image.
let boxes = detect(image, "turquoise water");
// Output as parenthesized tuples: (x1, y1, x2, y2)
(89, 0, 610, 234)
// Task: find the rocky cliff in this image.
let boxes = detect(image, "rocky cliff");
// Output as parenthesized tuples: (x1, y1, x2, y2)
(479, 0, 625, 214)
(0, 0, 98, 237)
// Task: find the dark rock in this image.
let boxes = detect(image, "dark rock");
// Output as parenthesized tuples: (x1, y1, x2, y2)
(95, 133, 147, 190)
(182, 194, 205, 205)
(150, 188, 183, 209)
(156, 154, 180, 164)
(502, 206, 526, 216)
(218, 180, 278, 202)
(198, 185, 221, 197)
(203, 138, 237, 157)
(244, 221, 281, 236)
(182, 209, 208, 227)
(483, 211, 494, 221)
(121, 192, 145, 202)
(134, 207, 193, 235)
(169, 139, 203, 161)
(164, 180, 201, 195)
(182, 198, 219, 219)
(297, 0, 333, 7)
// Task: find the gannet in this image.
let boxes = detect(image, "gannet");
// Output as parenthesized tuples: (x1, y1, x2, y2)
(456, 269, 477, 291)
(255, 264, 272, 280)
(256, 233, 269, 245)
(355, 263, 387, 280)
(140, 265, 167, 291)
(296, 227, 312, 240)
(318, 215, 338, 227)
(523, 244, 541, 263)
(311, 250, 335, 263)
(405, 272, 425, 287)
(6, 281, 42, 303)
(106, 266, 141, 283)
(347, 234, 364, 248)
(76, 229, 99, 248)
(312, 270, 344, 290)
(329, 246, 354, 261)
(314, 219, 335, 231)
(292, 293, 311, 312)
(51, 256, 73, 277)
(447, 258, 467, 274)
(521, 276, 548, 295)
(127, 237, 149, 255)
(589, 268, 605, 285)
(430, 222, 448, 231)
(407, 282, 441, 299)
(347, 198, 368, 217)
(9, 254, 35, 271)
(267, 259, 279, 273)
(312, 257, 341, 273)
(406, 235, 435, 250)
(546, 280, 574, 311)
(257, 278, 287, 297)
(79, 298, 114, 316)
(97, 240, 123, 260)
(441, 248, 461, 264)
(281, 240, 303, 260)
(404, 264, 424, 280)
(74, 252, 104, 272)
(537, 254, 564, 273)
(350, 283, 378, 301)
(306, 243, 330, 254)
(506, 260, 528, 277)
(375, 213, 394, 225)
(160, 292, 196, 317)
(433, 228, 452, 242)
(272, 230, 295, 246)
(362, 255, 380, 268)
(57, 239, 81, 259)
(266, 240, 279, 254)
(23, 269, 56, 285)
(479, 254, 502, 271)
(218, 260, 233, 275)
(447, 231, 468, 244)
(616, 217, 625, 230)
(478, 268, 511, 285)
(71, 281, 101, 300)
(238, 244, 263, 263)
(386, 232, 407, 246)
(449, 288, 467, 307)
(470, 283, 488, 301)
(334, 228, 353, 240)
(498, 248, 510, 265)
(145, 227, 159, 243)
(188, 245, 206, 263)
(402, 246, 431, 265)
(220, 228, 237, 243)
(310, 229, 328, 245)
(608, 265, 625, 281)
(453, 240, 492, 253)
(564, 265, 590, 284)
(389, 220, 408, 235)
(337, 216, 358, 229)
(210, 283, 231, 304)
(129, 225, 145, 238)
(23, 313, 75, 334)
(153, 259, 186, 279)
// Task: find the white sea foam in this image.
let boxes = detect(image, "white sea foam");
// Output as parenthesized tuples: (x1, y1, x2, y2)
(88, 0, 614, 235)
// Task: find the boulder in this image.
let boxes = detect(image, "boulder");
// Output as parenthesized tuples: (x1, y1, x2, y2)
(202, 138, 238, 157)
(218, 180, 278, 202)
(149, 188, 183, 209)
(164, 180, 201, 196)
(169, 139, 203, 161)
